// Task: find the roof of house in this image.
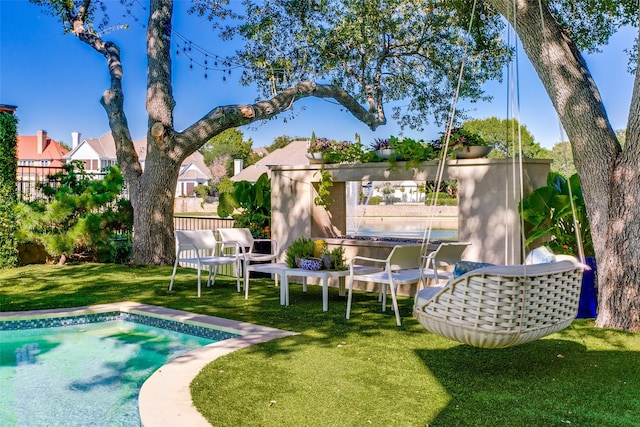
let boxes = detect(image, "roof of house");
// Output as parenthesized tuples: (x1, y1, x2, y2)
(232, 139, 310, 181)
(179, 151, 211, 180)
(17, 133, 69, 166)
(75, 132, 119, 159)
(66, 131, 211, 179)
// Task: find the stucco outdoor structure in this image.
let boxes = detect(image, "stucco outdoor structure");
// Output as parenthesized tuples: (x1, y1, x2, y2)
(269, 158, 551, 295)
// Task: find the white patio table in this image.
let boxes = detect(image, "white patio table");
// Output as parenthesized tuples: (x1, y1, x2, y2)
(282, 266, 378, 311)
(247, 263, 377, 311)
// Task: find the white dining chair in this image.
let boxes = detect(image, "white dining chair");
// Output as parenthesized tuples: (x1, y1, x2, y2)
(169, 230, 241, 297)
(346, 244, 423, 326)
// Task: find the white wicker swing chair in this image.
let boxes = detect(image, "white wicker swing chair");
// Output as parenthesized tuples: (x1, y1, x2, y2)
(408, 1, 587, 349)
(413, 256, 585, 348)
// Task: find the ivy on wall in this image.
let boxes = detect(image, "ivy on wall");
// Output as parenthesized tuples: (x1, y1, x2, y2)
(0, 112, 19, 268)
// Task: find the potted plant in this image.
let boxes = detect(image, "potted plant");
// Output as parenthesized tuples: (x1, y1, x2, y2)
(307, 134, 364, 209)
(371, 138, 393, 159)
(438, 127, 492, 159)
(323, 246, 347, 270)
(306, 136, 333, 163)
(519, 171, 597, 317)
(385, 136, 439, 169)
(285, 236, 315, 268)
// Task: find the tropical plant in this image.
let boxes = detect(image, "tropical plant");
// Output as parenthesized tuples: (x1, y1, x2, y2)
(519, 172, 594, 258)
(217, 173, 271, 238)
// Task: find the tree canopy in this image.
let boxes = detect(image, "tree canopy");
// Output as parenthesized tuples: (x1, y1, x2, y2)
(194, 0, 512, 130)
(462, 117, 549, 159)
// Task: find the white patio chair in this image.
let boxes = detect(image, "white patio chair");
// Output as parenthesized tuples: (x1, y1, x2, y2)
(346, 244, 423, 326)
(169, 230, 241, 297)
(420, 242, 471, 289)
(217, 227, 278, 298)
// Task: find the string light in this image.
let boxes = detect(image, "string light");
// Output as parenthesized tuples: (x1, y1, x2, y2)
(166, 25, 332, 84)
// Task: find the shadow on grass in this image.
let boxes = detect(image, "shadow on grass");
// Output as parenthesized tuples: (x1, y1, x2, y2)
(416, 336, 640, 426)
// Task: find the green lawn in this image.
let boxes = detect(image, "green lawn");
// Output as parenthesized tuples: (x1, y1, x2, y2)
(2, 264, 639, 426)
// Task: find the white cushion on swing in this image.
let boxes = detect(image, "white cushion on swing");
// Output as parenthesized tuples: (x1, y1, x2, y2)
(525, 246, 556, 265)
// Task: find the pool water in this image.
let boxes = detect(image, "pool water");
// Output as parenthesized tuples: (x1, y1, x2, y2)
(0, 320, 215, 426)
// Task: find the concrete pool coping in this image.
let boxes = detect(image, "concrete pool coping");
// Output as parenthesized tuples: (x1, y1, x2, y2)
(0, 302, 297, 427)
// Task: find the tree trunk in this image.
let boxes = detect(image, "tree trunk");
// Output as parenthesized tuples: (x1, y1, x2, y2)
(129, 137, 180, 265)
(489, 0, 640, 331)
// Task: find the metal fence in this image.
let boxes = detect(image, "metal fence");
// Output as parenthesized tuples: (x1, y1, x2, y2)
(173, 215, 234, 231)
(16, 166, 119, 202)
(17, 165, 66, 201)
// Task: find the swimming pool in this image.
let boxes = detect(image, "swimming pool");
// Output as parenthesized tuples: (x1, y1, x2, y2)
(0, 302, 296, 426)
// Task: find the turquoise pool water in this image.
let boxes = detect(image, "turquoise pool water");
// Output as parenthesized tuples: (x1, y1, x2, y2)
(0, 314, 235, 426)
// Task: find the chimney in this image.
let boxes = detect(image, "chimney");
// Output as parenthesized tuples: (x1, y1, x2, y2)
(233, 159, 243, 175)
(37, 130, 47, 154)
(71, 131, 81, 149)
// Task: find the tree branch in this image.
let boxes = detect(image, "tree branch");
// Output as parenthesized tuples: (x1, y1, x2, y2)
(179, 81, 384, 149)
(70, 11, 142, 186)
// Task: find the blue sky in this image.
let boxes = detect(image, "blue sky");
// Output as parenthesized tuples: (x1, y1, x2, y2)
(1, 0, 635, 149)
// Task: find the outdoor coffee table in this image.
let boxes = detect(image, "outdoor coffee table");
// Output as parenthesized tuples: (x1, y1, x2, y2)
(246, 263, 377, 311)
(245, 262, 288, 304)
(282, 266, 377, 311)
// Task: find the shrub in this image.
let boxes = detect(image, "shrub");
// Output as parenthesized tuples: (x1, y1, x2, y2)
(0, 112, 18, 268)
(285, 237, 315, 268)
(16, 161, 133, 263)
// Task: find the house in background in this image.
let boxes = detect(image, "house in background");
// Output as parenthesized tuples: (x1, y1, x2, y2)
(17, 130, 69, 169)
(175, 153, 211, 197)
(16, 130, 69, 200)
(64, 131, 119, 173)
(65, 132, 212, 197)
(232, 140, 311, 182)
